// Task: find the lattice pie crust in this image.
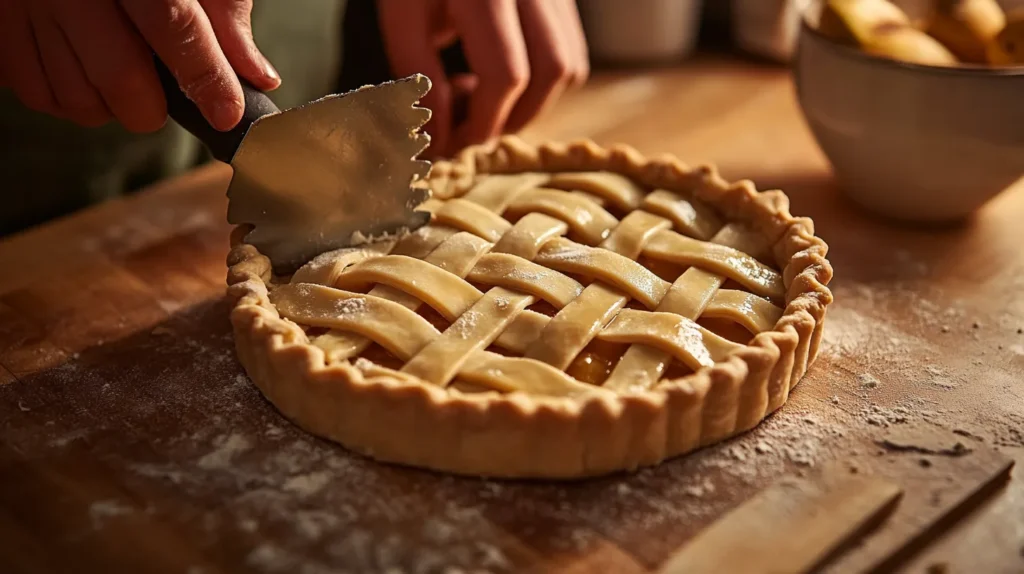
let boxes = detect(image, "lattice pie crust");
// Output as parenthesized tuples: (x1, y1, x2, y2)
(226, 137, 833, 479)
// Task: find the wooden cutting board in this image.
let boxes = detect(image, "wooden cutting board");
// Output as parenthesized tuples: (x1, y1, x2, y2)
(1, 56, 1023, 574)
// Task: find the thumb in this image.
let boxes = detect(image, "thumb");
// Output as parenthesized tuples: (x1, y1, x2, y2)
(199, 0, 279, 91)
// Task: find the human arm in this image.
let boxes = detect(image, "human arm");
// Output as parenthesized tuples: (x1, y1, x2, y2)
(0, 0, 280, 133)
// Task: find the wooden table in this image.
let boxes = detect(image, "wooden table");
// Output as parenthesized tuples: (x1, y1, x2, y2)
(1, 56, 1022, 574)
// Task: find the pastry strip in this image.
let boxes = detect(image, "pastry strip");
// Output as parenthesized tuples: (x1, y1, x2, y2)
(459, 351, 612, 398)
(461, 173, 551, 212)
(466, 253, 583, 308)
(603, 224, 770, 391)
(271, 284, 437, 360)
(642, 189, 721, 240)
(427, 198, 512, 242)
(525, 283, 628, 370)
(641, 230, 785, 299)
(535, 238, 671, 309)
(311, 232, 491, 360)
(402, 288, 534, 386)
(546, 172, 646, 212)
(598, 309, 743, 371)
(600, 211, 672, 260)
(492, 213, 570, 260)
(334, 256, 483, 321)
(505, 188, 619, 245)
(704, 290, 784, 334)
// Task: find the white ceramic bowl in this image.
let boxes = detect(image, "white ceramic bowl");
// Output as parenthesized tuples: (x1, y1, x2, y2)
(794, 4, 1024, 222)
(578, 0, 703, 64)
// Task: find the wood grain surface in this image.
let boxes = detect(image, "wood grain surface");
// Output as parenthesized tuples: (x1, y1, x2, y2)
(1, 56, 1023, 574)
(659, 473, 903, 574)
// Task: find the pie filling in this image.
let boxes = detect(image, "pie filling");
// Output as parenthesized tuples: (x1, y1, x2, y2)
(266, 171, 786, 398)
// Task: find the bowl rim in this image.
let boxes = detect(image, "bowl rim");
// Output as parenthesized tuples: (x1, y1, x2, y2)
(798, 8, 1024, 78)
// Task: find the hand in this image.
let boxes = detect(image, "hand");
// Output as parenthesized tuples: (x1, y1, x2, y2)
(377, 0, 589, 157)
(0, 0, 280, 133)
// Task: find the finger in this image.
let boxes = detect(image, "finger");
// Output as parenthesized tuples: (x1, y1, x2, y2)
(121, 0, 243, 131)
(0, 0, 60, 115)
(428, 0, 458, 49)
(503, 0, 576, 133)
(556, 0, 590, 88)
(449, 73, 476, 127)
(198, 0, 280, 90)
(377, 0, 453, 157)
(56, 0, 166, 133)
(444, 74, 476, 157)
(448, 0, 530, 146)
(29, 8, 112, 127)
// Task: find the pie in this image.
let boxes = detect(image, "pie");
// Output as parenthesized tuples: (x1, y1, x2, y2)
(226, 136, 833, 479)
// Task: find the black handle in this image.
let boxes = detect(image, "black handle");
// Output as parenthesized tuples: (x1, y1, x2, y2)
(154, 57, 280, 163)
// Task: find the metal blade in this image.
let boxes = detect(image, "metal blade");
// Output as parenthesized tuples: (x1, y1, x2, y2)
(226, 74, 434, 274)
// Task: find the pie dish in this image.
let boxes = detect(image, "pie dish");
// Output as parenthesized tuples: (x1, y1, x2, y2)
(226, 136, 833, 479)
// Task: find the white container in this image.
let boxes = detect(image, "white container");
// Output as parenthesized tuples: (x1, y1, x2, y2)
(732, 0, 811, 63)
(579, 0, 704, 65)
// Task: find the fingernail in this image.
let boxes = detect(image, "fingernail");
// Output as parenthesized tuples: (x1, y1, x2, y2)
(210, 101, 242, 131)
(262, 55, 280, 83)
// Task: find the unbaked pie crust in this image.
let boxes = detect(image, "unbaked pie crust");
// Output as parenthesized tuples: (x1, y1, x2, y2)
(226, 136, 833, 479)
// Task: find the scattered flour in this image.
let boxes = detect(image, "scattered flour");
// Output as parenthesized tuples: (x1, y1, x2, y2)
(49, 428, 91, 448)
(353, 357, 376, 371)
(334, 297, 367, 316)
(20, 279, 1010, 573)
(920, 365, 960, 389)
(928, 378, 958, 390)
(6, 301, 527, 573)
(89, 499, 134, 529)
(508, 268, 543, 283)
(123, 425, 518, 573)
(197, 433, 252, 470)
(694, 411, 837, 484)
(282, 470, 332, 496)
(131, 464, 188, 485)
(246, 544, 294, 571)
(239, 518, 259, 533)
(683, 478, 716, 498)
(861, 404, 911, 427)
(820, 282, 968, 364)
(449, 310, 480, 339)
(990, 412, 1024, 448)
(294, 511, 340, 540)
(157, 299, 186, 314)
(857, 373, 880, 389)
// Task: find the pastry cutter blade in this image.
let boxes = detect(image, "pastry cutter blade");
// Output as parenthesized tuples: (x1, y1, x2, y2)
(155, 59, 433, 274)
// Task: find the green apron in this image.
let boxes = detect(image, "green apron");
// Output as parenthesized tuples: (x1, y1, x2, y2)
(0, 0, 350, 237)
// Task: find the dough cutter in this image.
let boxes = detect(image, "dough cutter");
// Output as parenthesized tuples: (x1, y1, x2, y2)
(155, 59, 433, 274)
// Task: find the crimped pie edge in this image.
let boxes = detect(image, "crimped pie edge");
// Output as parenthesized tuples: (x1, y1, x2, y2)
(225, 136, 834, 479)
